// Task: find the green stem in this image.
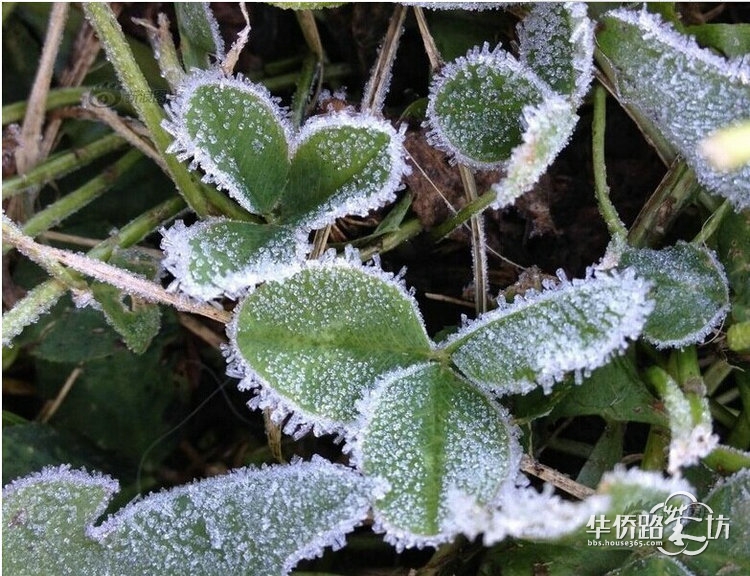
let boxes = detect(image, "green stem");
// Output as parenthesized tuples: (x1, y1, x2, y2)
(357, 217, 423, 261)
(628, 158, 700, 248)
(702, 445, 750, 474)
(2, 196, 186, 345)
(727, 372, 750, 450)
(83, 3, 212, 218)
(2, 86, 119, 126)
(592, 85, 628, 241)
(692, 198, 731, 245)
(703, 359, 733, 396)
(429, 189, 496, 241)
(21, 150, 143, 242)
(2, 133, 127, 198)
(290, 54, 320, 128)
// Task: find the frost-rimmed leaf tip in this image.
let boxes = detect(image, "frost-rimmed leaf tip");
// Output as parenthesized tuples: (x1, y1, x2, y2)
(160, 218, 309, 300)
(347, 362, 522, 551)
(162, 69, 293, 216)
(598, 7, 750, 209)
(426, 43, 556, 170)
(442, 269, 654, 396)
(226, 254, 433, 438)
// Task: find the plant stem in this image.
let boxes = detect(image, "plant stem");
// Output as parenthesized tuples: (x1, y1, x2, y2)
(3, 217, 231, 324)
(20, 150, 143, 243)
(628, 158, 700, 248)
(459, 164, 488, 314)
(291, 54, 320, 129)
(429, 189, 496, 241)
(727, 372, 750, 450)
(2, 196, 186, 345)
(693, 198, 732, 245)
(641, 425, 669, 471)
(361, 3, 407, 112)
(2, 133, 126, 198)
(83, 2, 213, 217)
(357, 218, 423, 261)
(592, 85, 628, 242)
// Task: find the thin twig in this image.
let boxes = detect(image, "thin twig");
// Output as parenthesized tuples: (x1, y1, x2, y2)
(361, 4, 407, 112)
(178, 313, 227, 349)
(3, 216, 231, 324)
(413, 6, 443, 72)
(221, 3, 252, 76)
(520, 454, 595, 500)
(38, 365, 84, 423)
(459, 165, 488, 314)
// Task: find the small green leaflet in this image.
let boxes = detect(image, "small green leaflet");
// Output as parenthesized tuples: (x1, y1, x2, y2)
(162, 71, 407, 298)
(619, 242, 729, 349)
(597, 8, 750, 209)
(228, 259, 433, 436)
(174, 3, 225, 70)
(442, 270, 653, 396)
(350, 363, 520, 550)
(2, 460, 376, 576)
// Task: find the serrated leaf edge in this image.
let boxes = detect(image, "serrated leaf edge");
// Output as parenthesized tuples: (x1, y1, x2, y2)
(441, 268, 654, 395)
(225, 250, 434, 439)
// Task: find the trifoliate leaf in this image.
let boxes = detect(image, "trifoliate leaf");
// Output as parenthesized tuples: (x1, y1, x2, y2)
(164, 71, 292, 216)
(426, 44, 552, 169)
(682, 469, 750, 574)
(442, 270, 653, 396)
(490, 96, 578, 208)
(518, 2, 594, 105)
(280, 112, 408, 229)
(228, 259, 433, 436)
(351, 363, 520, 550)
(2, 459, 376, 576)
(597, 8, 750, 209)
(619, 242, 729, 349)
(175, 3, 225, 70)
(161, 219, 308, 300)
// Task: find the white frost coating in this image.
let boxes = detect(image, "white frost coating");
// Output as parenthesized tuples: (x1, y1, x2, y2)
(598, 465, 694, 496)
(202, 2, 226, 60)
(226, 252, 433, 439)
(291, 112, 410, 230)
(445, 484, 609, 545)
(160, 219, 309, 300)
(660, 376, 718, 475)
(162, 69, 293, 214)
(604, 8, 750, 209)
(518, 2, 594, 106)
(346, 363, 522, 551)
(425, 43, 558, 171)
(401, 2, 507, 10)
(442, 268, 653, 396)
(491, 96, 578, 208)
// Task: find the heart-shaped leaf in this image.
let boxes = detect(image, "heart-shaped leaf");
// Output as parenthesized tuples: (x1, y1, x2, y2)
(280, 113, 407, 229)
(619, 242, 729, 348)
(164, 71, 292, 216)
(2, 460, 376, 576)
(350, 363, 520, 549)
(442, 270, 653, 396)
(426, 44, 552, 169)
(161, 219, 308, 300)
(228, 260, 433, 436)
(597, 9, 750, 209)
(518, 2, 594, 105)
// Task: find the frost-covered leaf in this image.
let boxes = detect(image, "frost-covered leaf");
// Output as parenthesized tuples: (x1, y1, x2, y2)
(550, 356, 668, 426)
(619, 242, 729, 349)
(597, 8, 750, 209)
(442, 270, 653, 396)
(490, 96, 578, 208)
(91, 249, 163, 354)
(228, 260, 433, 436)
(175, 3, 225, 70)
(426, 44, 552, 169)
(164, 72, 292, 216)
(682, 469, 750, 575)
(279, 112, 408, 229)
(605, 555, 694, 576)
(161, 219, 307, 300)
(647, 367, 718, 475)
(518, 2, 594, 105)
(2, 460, 376, 576)
(351, 363, 520, 549)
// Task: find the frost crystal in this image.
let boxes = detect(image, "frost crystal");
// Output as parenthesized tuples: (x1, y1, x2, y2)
(491, 95, 578, 208)
(161, 219, 309, 300)
(600, 8, 750, 208)
(518, 2, 594, 105)
(227, 257, 433, 437)
(443, 269, 653, 396)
